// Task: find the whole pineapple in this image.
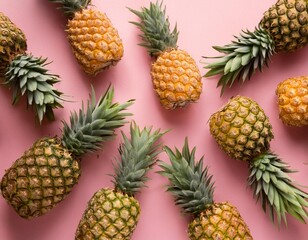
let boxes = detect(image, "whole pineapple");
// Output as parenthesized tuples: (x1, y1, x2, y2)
(75, 122, 166, 239)
(129, 2, 203, 110)
(159, 138, 253, 240)
(0, 86, 134, 219)
(0, 12, 66, 124)
(209, 96, 308, 226)
(276, 76, 308, 127)
(204, 0, 308, 95)
(48, 0, 124, 75)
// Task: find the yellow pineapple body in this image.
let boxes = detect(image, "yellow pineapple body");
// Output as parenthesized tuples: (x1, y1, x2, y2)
(151, 49, 202, 109)
(276, 76, 308, 126)
(260, 0, 308, 53)
(75, 188, 140, 240)
(0, 12, 27, 76)
(0, 137, 80, 219)
(67, 8, 124, 75)
(209, 96, 273, 161)
(188, 202, 253, 240)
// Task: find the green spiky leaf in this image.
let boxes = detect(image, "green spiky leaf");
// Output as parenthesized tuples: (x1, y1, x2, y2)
(3, 54, 66, 124)
(248, 152, 308, 227)
(128, 1, 179, 56)
(48, 0, 91, 18)
(203, 27, 275, 96)
(61, 86, 134, 157)
(111, 121, 167, 196)
(158, 138, 214, 215)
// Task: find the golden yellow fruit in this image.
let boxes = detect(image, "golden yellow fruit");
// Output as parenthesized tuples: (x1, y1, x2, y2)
(188, 202, 253, 240)
(276, 76, 308, 126)
(260, 0, 308, 53)
(67, 8, 124, 75)
(151, 49, 202, 109)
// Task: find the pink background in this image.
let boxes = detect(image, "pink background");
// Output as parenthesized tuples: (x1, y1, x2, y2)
(0, 0, 308, 239)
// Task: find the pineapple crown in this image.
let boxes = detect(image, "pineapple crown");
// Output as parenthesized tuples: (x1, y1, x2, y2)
(111, 121, 167, 196)
(248, 152, 308, 227)
(61, 85, 134, 157)
(203, 27, 275, 95)
(4, 55, 66, 124)
(158, 138, 214, 216)
(48, 0, 91, 18)
(129, 1, 179, 56)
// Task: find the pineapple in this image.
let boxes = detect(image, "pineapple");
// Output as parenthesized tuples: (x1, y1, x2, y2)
(129, 2, 203, 109)
(0, 86, 134, 219)
(0, 12, 65, 124)
(204, 0, 308, 95)
(75, 121, 166, 239)
(276, 76, 308, 127)
(158, 138, 253, 239)
(209, 96, 308, 226)
(48, 0, 124, 75)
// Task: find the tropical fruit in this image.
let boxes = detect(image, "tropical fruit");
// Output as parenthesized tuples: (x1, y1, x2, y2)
(129, 2, 202, 109)
(48, 0, 124, 75)
(204, 0, 308, 95)
(0, 12, 65, 124)
(0, 86, 134, 219)
(75, 122, 166, 239)
(159, 138, 253, 239)
(276, 76, 308, 127)
(209, 95, 308, 226)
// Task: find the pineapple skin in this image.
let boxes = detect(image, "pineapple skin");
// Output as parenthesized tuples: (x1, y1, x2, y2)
(260, 0, 308, 53)
(0, 12, 27, 76)
(276, 76, 308, 126)
(75, 188, 140, 240)
(209, 96, 273, 161)
(0, 137, 80, 219)
(188, 202, 253, 240)
(67, 8, 124, 75)
(151, 49, 202, 109)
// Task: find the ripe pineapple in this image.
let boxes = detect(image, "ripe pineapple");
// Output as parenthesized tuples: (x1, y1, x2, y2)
(75, 122, 166, 239)
(0, 12, 65, 124)
(204, 0, 308, 95)
(158, 138, 253, 239)
(276, 76, 308, 127)
(209, 96, 308, 226)
(48, 0, 124, 75)
(129, 2, 203, 109)
(0, 86, 134, 219)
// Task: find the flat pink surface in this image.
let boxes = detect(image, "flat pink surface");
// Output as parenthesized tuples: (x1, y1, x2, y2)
(0, 0, 308, 239)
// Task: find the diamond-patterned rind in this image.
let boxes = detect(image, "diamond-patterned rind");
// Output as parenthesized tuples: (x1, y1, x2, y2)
(276, 76, 308, 126)
(209, 96, 273, 161)
(188, 202, 253, 240)
(260, 0, 308, 53)
(151, 49, 202, 109)
(67, 8, 124, 75)
(0, 137, 80, 219)
(0, 12, 27, 76)
(75, 188, 140, 240)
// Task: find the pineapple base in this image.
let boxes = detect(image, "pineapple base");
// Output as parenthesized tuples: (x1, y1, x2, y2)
(0, 137, 80, 219)
(276, 76, 308, 127)
(67, 8, 124, 75)
(151, 49, 202, 109)
(75, 188, 140, 240)
(188, 202, 253, 240)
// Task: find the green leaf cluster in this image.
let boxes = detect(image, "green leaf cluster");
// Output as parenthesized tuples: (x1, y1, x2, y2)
(204, 27, 275, 95)
(62, 86, 134, 157)
(129, 1, 179, 56)
(248, 152, 308, 226)
(112, 121, 167, 196)
(4, 54, 65, 124)
(158, 138, 214, 216)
